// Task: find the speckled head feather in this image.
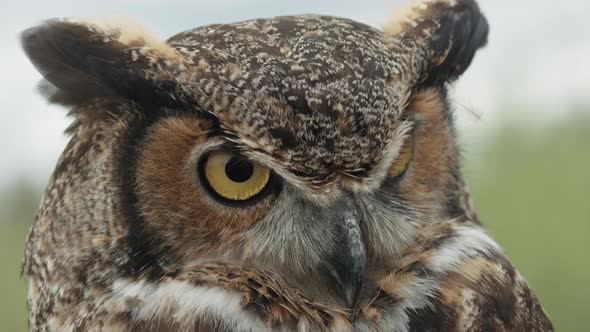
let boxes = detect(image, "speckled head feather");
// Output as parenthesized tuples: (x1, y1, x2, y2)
(22, 0, 553, 331)
(22, 0, 487, 192)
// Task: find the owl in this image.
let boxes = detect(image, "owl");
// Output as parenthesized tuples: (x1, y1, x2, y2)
(21, 0, 553, 331)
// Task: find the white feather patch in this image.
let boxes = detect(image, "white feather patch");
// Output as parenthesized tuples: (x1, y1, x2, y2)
(374, 223, 502, 332)
(111, 279, 269, 331)
(427, 224, 501, 273)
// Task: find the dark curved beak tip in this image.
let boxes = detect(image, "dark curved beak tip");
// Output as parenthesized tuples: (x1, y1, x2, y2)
(328, 198, 367, 309)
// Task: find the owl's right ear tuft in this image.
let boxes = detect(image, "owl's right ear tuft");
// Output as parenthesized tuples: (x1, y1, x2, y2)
(21, 18, 186, 108)
(384, 0, 488, 86)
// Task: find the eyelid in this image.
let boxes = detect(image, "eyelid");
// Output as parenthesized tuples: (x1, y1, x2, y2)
(388, 134, 415, 178)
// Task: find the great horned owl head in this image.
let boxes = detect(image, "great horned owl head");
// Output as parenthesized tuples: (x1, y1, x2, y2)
(22, 0, 490, 330)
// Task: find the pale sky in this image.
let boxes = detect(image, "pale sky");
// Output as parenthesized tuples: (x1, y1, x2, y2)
(1, 0, 589, 188)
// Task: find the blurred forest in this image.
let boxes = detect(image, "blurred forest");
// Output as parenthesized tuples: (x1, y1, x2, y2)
(1, 114, 589, 331)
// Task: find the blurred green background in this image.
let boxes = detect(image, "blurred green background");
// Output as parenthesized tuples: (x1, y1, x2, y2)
(1, 114, 588, 331)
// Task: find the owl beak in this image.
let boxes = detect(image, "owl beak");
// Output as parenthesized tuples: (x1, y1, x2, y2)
(327, 203, 367, 308)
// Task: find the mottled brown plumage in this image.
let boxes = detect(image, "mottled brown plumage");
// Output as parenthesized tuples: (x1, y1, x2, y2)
(22, 0, 553, 331)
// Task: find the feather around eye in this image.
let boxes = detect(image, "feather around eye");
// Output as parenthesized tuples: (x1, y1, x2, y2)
(389, 136, 415, 178)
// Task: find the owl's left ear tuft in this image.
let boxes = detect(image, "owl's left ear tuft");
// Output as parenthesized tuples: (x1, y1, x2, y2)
(384, 0, 489, 86)
(21, 18, 186, 108)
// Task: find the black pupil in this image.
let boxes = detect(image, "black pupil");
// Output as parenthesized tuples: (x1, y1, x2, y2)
(225, 157, 254, 183)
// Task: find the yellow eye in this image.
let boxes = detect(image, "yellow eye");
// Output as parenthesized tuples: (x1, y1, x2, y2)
(202, 152, 271, 201)
(389, 136, 414, 178)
